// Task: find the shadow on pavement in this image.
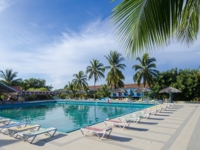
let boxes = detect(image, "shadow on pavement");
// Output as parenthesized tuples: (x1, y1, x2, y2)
(138, 122, 158, 125)
(127, 127, 149, 131)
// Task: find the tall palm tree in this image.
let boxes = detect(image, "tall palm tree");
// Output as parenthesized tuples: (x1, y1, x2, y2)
(0, 69, 22, 86)
(105, 51, 126, 89)
(133, 53, 159, 87)
(86, 59, 105, 90)
(112, 0, 199, 57)
(72, 71, 88, 90)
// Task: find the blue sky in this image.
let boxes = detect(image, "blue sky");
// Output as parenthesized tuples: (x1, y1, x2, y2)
(0, 0, 199, 90)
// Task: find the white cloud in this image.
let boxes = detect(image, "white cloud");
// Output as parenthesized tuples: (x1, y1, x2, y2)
(0, 17, 199, 89)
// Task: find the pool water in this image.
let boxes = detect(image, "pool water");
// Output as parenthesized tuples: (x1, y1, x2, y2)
(0, 101, 154, 133)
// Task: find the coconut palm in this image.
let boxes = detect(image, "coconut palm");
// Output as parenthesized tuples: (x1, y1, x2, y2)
(65, 81, 77, 97)
(133, 53, 159, 87)
(105, 51, 126, 89)
(86, 59, 105, 90)
(0, 69, 22, 86)
(72, 71, 88, 90)
(112, 0, 199, 57)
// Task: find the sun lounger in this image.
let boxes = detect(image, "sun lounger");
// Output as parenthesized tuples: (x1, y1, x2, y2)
(0, 122, 27, 134)
(163, 103, 174, 108)
(16, 127, 57, 144)
(130, 112, 151, 119)
(0, 119, 11, 125)
(118, 115, 141, 123)
(132, 111, 151, 118)
(80, 126, 112, 140)
(8, 125, 41, 137)
(104, 119, 131, 129)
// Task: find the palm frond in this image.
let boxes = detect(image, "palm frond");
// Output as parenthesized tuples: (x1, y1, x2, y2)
(112, 0, 197, 57)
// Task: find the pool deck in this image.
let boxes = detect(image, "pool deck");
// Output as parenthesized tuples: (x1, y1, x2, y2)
(0, 103, 200, 150)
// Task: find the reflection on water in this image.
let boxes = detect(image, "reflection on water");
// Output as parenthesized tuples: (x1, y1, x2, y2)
(0, 102, 153, 132)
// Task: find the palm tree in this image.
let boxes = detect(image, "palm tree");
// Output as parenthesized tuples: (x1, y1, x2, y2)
(132, 53, 159, 87)
(112, 0, 199, 57)
(72, 71, 88, 90)
(105, 51, 126, 89)
(0, 69, 22, 86)
(65, 81, 77, 98)
(86, 59, 105, 90)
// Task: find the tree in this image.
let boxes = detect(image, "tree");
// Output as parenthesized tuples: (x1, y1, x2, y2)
(96, 84, 111, 98)
(72, 71, 88, 90)
(22, 78, 53, 91)
(86, 59, 105, 90)
(112, 0, 199, 57)
(152, 68, 200, 101)
(105, 51, 126, 89)
(133, 53, 159, 87)
(0, 69, 22, 86)
(65, 81, 77, 98)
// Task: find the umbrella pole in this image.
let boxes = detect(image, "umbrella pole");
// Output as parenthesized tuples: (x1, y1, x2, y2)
(169, 92, 172, 103)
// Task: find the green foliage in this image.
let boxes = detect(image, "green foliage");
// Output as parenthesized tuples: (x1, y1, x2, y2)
(72, 71, 88, 90)
(86, 59, 105, 87)
(133, 53, 159, 87)
(112, 0, 199, 57)
(0, 69, 22, 86)
(105, 51, 126, 89)
(152, 68, 200, 101)
(22, 78, 53, 91)
(96, 84, 111, 98)
(27, 87, 48, 91)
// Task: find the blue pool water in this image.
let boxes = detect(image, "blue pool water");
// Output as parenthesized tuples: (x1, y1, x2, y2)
(0, 100, 154, 133)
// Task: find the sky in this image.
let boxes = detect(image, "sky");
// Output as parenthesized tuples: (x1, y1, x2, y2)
(0, 0, 199, 90)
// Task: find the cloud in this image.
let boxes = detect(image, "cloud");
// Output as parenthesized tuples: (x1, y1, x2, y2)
(0, 0, 13, 12)
(0, 17, 199, 89)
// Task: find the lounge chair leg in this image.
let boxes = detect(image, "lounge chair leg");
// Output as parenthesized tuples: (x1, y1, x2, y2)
(30, 136, 37, 144)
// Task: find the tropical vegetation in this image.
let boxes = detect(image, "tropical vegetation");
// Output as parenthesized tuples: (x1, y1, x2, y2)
(152, 68, 200, 101)
(86, 59, 105, 90)
(1, 50, 200, 101)
(72, 71, 88, 90)
(96, 84, 111, 98)
(0, 69, 22, 86)
(133, 53, 159, 87)
(104, 51, 126, 89)
(112, 0, 199, 57)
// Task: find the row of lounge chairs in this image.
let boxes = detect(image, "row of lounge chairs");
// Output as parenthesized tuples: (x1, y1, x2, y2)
(80, 102, 175, 140)
(0, 118, 57, 144)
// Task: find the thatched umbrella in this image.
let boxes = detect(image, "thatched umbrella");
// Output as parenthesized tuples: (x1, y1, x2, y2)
(112, 88, 127, 99)
(135, 88, 151, 100)
(159, 87, 181, 102)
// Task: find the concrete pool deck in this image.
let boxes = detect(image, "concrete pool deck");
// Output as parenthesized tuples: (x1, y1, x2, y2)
(0, 103, 199, 150)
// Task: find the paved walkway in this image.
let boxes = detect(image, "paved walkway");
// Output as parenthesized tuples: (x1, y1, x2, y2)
(0, 103, 200, 150)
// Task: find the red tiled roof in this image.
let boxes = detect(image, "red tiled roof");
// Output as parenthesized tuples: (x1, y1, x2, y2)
(10, 86, 23, 92)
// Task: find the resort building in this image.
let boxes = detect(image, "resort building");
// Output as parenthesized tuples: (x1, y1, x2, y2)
(89, 83, 148, 98)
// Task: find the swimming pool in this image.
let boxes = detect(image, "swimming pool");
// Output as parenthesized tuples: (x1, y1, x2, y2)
(0, 100, 154, 133)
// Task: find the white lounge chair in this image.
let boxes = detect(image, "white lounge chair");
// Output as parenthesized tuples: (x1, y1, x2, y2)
(0, 119, 11, 125)
(104, 119, 131, 129)
(80, 126, 112, 140)
(0, 122, 27, 134)
(118, 115, 141, 123)
(131, 112, 151, 119)
(8, 125, 41, 137)
(16, 127, 57, 144)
